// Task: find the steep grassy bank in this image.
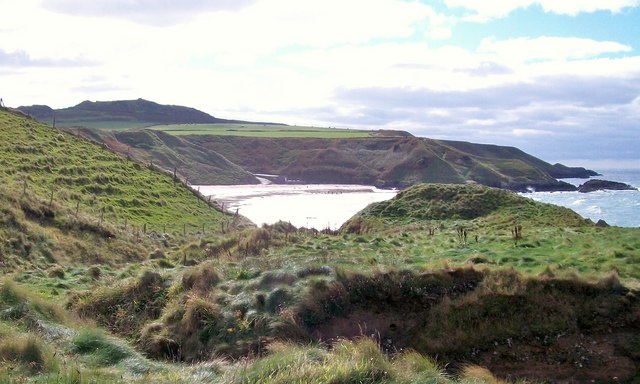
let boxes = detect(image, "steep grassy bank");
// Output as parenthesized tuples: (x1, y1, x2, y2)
(0, 109, 230, 231)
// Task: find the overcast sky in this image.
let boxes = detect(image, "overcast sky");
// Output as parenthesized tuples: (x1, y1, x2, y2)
(1, 0, 639, 168)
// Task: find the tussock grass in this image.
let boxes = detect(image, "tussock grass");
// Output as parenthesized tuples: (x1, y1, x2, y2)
(0, 333, 56, 373)
(0, 278, 68, 325)
(219, 338, 506, 384)
(71, 328, 134, 366)
(68, 270, 169, 337)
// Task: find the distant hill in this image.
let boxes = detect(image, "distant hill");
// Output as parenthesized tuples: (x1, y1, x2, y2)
(17, 99, 598, 190)
(17, 98, 256, 129)
(185, 135, 596, 191)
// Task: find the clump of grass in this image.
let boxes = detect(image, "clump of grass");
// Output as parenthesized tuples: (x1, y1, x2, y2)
(71, 328, 133, 366)
(0, 333, 56, 373)
(68, 270, 169, 337)
(150, 249, 166, 259)
(221, 338, 458, 384)
(0, 279, 67, 324)
(182, 262, 221, 293)
(86, 265, 102, 279)
(257, 271, 297, 289)
(47, 265, 65, 279)
(459, 365, 506, 384)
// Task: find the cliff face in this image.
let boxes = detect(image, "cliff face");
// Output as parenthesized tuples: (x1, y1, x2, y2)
(185, 135, 589, 191)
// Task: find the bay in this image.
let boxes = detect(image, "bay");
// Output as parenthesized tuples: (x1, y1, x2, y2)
(196, 184, 397, 230)
(198, 169, 640, 230)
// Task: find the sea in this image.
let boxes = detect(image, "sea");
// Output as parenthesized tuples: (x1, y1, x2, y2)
(521, 169, 640, 228)
(196, 184, 397, 230)
(197, 169, 640, 230)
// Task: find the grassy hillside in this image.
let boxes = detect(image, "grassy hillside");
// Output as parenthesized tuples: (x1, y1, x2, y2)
(1, 107, 638, 383)
(76, 128, 260, 185)
(17, 99, 595, 189)
(0, 109, 230, 230)
(185, 135, 587, 190)
(61, 183, 640, 382)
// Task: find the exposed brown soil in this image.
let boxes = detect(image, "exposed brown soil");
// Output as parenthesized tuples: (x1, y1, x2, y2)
(299, 271, 640, 383)
(478, 332, 637, 383)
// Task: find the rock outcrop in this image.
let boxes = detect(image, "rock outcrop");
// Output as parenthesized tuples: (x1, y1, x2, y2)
(578, 179, 637, 193)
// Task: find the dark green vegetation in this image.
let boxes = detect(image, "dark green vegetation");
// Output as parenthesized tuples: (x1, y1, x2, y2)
(2, 106, 639, 382)
(186, 135, 595, 190)
(578, 179, 638, 193)
(17, 99, 250, 129)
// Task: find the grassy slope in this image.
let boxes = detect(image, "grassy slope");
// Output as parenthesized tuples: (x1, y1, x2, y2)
(149, 123, 376, 138)
(2, 108, 638, 383)
(62, 184, 640, 382)
(186, 135, 577, 189)
(0, 109, 228, 230)
(98, 129, 259, 185)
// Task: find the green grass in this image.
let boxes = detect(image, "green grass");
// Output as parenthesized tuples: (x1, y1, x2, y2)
(149, 123, 374, 138)
(42, 118, 154, 130)
(1, 108, 639, 382)
(0, 110, 228, 230)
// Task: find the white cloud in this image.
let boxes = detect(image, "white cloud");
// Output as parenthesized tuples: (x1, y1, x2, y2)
(511, 128, 553, 136)
(1, 0, 639, 163)
(478, 36, 632, 64)
(41, 0, 256, 25)
(445, 0, 640, 20)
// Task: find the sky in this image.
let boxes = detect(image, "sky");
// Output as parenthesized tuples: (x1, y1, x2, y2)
(1, 0, 639, 169)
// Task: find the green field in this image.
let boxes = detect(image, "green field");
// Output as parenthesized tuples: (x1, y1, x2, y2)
(149, 123, 374, 138)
